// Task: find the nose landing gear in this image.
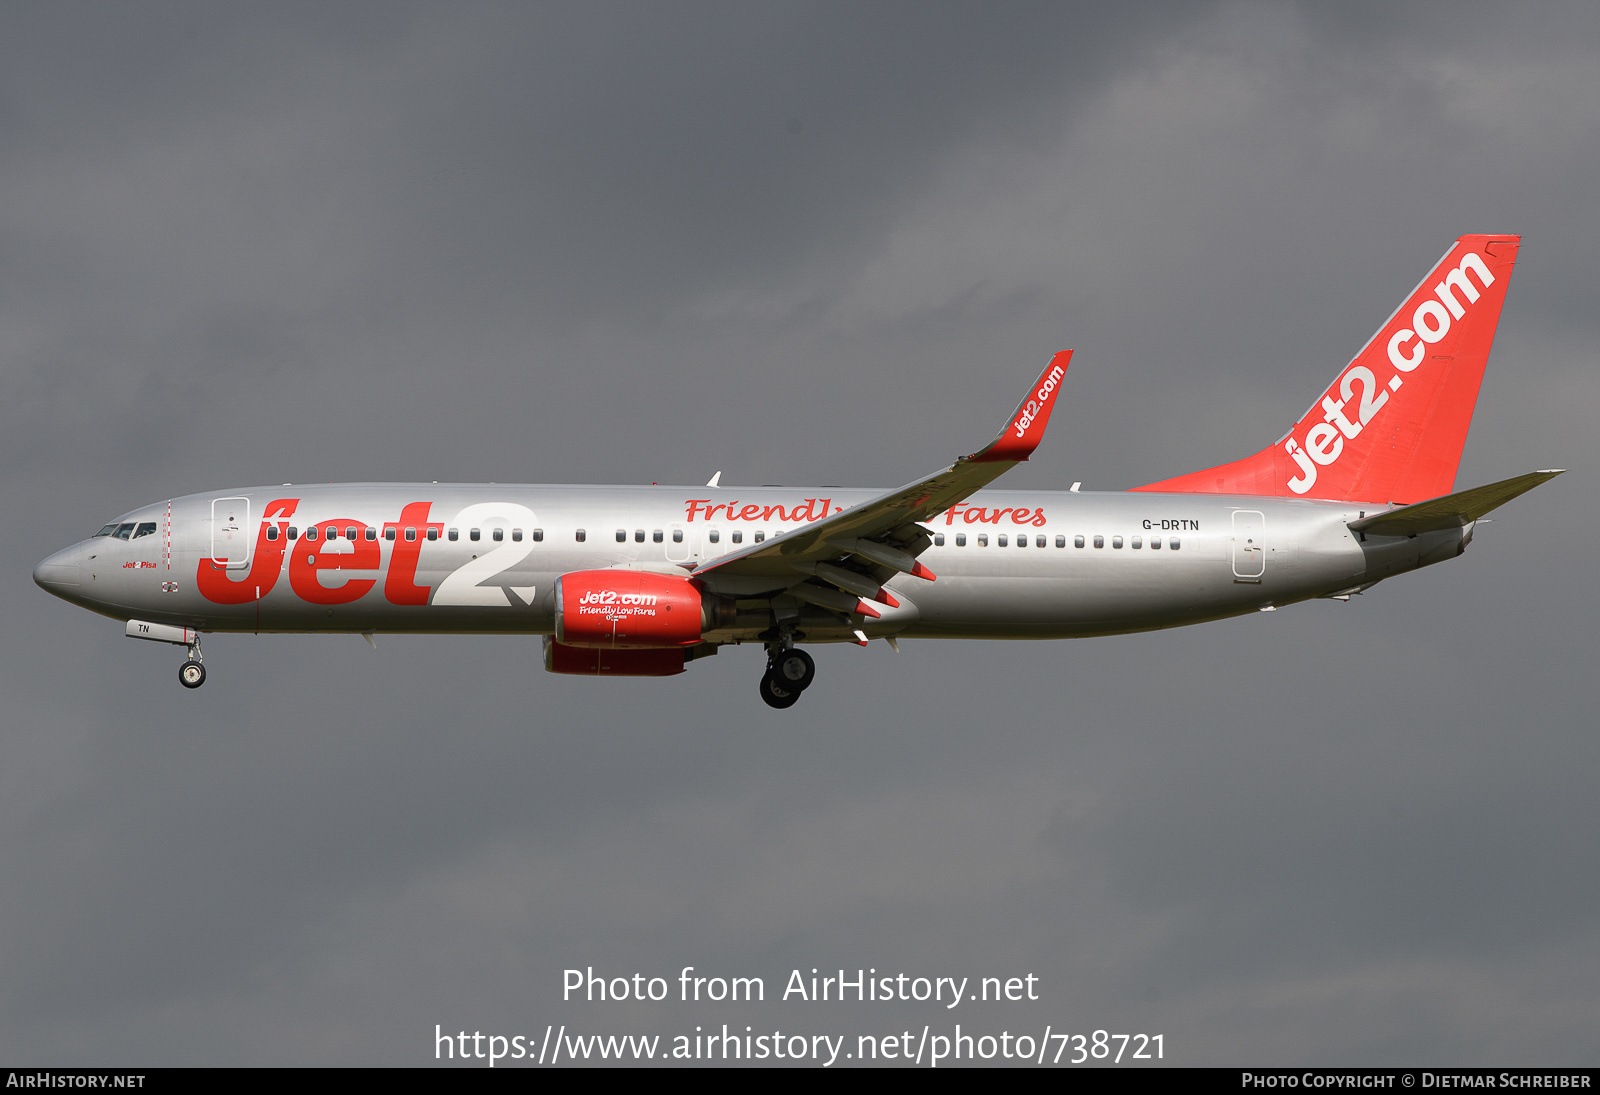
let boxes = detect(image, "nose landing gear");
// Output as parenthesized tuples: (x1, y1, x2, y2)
(178, 633, 206, 689)
(759, 645, 815, 709)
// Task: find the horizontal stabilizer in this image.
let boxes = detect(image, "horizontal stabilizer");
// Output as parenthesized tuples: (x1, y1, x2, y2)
(1349, 470, 1564, 537)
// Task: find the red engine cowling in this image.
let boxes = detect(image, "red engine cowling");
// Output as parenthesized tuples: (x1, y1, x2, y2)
(544, 637, 687, 676)
(555, 569, 707, 649)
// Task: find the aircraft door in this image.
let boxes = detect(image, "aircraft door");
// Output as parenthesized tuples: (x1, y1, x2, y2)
(1231, 510, 1265, 579)
(211, 497, 252, 570)
(665, 523, 695, 563)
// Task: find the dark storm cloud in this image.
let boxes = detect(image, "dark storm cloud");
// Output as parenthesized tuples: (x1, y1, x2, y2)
(2, 0, 1597, 1065)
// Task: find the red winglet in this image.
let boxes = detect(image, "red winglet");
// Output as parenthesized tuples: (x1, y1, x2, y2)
(855, 599, 882, 619)
(967, 350, 1072, 464)
(910, 561, 937, 582)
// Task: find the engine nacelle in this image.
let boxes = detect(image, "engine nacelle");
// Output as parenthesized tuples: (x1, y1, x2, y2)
(544, 637, 687, 676)
(554, 569, 732, 649)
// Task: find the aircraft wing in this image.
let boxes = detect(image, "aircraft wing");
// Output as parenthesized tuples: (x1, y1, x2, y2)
(692, 352, 1072, 601)
(1348, 469, 1565, 537)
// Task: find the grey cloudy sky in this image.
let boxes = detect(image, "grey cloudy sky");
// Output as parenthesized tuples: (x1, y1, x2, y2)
(3, 0, 1597, 1065)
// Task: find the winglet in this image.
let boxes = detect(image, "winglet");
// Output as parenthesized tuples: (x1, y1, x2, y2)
(966, 350, 1072, 464)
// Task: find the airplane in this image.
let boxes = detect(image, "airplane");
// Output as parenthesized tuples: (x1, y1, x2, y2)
(34, 233, 1561, 709)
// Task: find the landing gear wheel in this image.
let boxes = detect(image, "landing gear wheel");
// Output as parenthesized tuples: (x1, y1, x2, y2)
(759, 669, 800, 709)
(770, 648, 816, 691)
(178, 659, 207, 689)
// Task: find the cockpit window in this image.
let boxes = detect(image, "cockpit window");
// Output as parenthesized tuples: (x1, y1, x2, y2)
(95, 524, 118, 538)
(133, 522, 157, 539)
(114, 523, 135, 540)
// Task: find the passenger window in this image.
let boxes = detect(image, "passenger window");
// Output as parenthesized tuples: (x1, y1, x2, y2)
(754, 531, 765, 542)
(653, 530, 663, 543)
(134, 522, 157, 539)
(95, 524, 118, 538)
(1055, 535, 1065, 548)
(956, 533, 966, 547)
(492, 528, 503, 542)
(1074, 535, 1084, 548)
(533, 529, 543, 542)
(998, 534, 1008, 547)
(977, 534, 988, 546)
(470, 528, 480, 542)
(115, 523, 135, 540)
(366, 527, 378, 541)
(405, 528, 417, 542)
(575, 529, 586, 542)
(448, 528, 459, 541)
(1170, 537, 1181, 550)
(1112, 536, 1123, 549)
(328, 526, 340, 540)
(672, 529, 683, 543)
(266, 526, 279, 541)
(1093, 535, 1103, 548)
(934, 533, 945, 546)
(616, 529, 626, 543)
(708, 530, 720, 544)
(1132, 536, 1142, 549)
(1036, 535, 1046, 548)
(731, 531, 743, 544)
(306, 526, 318, 541)
(512, 529, 522, 542)
(426, 528, 437, 541)
(288, 527, 299, 540)
(634, 529, 644, 543)
(346, 527, 359, 540)
(1151, 536, 1161, 549)
(385, 528, 396, 541)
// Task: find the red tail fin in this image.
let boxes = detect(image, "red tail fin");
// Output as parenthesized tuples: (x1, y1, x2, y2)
(1132, 235, 1520, 504)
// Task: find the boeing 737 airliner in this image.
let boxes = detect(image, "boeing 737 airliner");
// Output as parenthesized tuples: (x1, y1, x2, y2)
(35, 234, 1560, 707)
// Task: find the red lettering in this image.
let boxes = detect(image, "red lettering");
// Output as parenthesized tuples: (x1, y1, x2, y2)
(964, 508, 987, 524)
(1032, 510, 1048, 527)
(196, 499, 298, 604)
(289, 519, 379, 604)
(737, 504, 762, 520)
(1011, 507, 1032, 525)
(383, 502, 443, 605)
(945, 505, 967, 525)
(707, 503, 728, 520)
(989, 508, 1013, 524)
(684, 499, 712, 522)
(761, 504, 789, 521)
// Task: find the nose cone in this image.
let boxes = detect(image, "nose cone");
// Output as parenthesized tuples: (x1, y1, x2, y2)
(33, 545, 82, 598)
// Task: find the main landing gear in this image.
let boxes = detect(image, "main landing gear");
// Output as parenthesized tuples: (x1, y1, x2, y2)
(759, 645, 816, 710)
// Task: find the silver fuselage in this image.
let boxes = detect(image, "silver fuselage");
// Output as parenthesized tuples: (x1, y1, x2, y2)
(34, 483, 1466, 645)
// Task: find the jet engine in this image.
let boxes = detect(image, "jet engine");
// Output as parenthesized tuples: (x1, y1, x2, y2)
(554, 569, 734, 649)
